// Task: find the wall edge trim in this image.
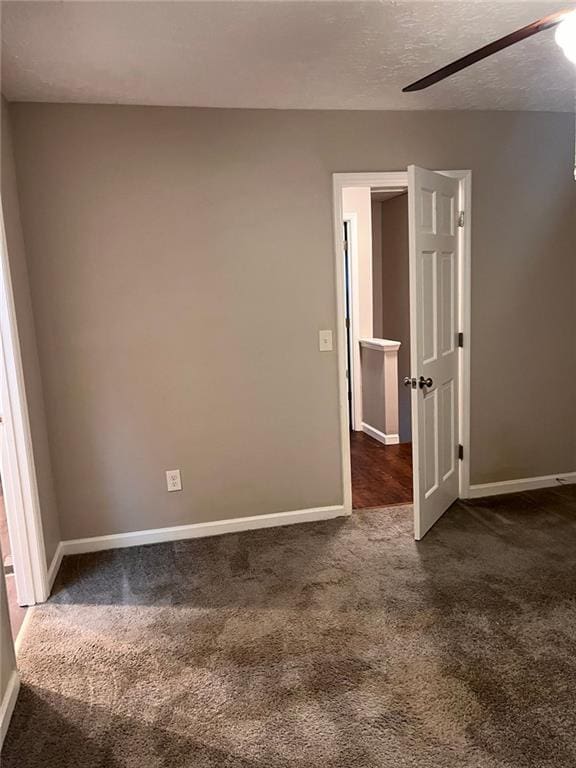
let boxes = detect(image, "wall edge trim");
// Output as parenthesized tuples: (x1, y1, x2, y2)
(47, 542, 64, 592)
(60, 505, 349, 556)
(14, 605, 35, 656)
(0, 670, 20, 749)
(467, 472, 576, 499)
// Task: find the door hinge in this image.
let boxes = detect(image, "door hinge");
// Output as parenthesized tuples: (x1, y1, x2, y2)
(458, 444, 464, 461)
(343, 239, 349, 252)
(457, 332, 464, 348)
(345, 318, 350, 329)
(457, 211, 465, 228)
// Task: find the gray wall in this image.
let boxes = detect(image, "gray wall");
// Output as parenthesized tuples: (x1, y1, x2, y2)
(380, 194, 411, 444)
(1, 99, 61, 564)
(8, 104, 576, 539)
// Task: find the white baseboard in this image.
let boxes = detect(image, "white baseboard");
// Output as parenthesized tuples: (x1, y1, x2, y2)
(47, 542, 64, 592)
(60, 505, 348, 557)
(361, 423, 399, 446)
(468, 472, 576, 499)
(0, 670, 20, 749)
(14, 605, 35, 656)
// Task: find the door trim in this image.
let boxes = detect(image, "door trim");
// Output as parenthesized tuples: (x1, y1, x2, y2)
(342, 212, 362, 431)
(332, 171, 472, 515)
(0, 206, 49, 604)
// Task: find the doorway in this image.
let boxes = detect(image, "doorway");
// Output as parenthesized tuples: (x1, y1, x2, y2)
(334, 170, 472, 539)
(343, 186, 413, 509)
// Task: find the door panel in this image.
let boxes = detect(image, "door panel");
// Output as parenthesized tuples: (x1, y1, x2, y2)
(422, 388, 438, 497)
(439, 380, 455, 481)
(439, 252, 455, 356)
(438, 192, 455, 236)
(419, 250, 437, 364)
(408, 166, 460, 540)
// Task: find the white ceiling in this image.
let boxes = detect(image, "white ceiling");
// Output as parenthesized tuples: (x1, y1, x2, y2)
(2, 1, 575, 111)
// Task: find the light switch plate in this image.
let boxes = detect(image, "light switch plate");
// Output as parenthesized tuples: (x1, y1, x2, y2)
(166, 469, 182, 492)
(319, 329, 333, 352)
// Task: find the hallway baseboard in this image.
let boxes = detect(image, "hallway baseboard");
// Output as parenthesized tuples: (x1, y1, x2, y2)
(361, 423, 399, 446)
(58, 505, 348, 558)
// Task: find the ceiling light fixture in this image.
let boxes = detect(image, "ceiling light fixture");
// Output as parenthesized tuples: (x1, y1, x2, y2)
(555, 11, 576, 63)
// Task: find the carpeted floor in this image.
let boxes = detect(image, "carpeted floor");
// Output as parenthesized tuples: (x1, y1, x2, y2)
(3, 485, 576, 767)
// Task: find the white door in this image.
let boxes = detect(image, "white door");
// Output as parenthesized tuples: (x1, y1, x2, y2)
(408, 166, 460, 540)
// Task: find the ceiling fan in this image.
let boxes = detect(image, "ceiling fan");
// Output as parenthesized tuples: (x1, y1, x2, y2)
(403, 9, 576, 92)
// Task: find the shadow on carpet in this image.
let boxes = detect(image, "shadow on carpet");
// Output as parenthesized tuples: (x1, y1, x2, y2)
(3, 485, 576, 767)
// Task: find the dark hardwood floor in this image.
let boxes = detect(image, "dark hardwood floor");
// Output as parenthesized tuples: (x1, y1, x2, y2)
(350, 432, 413, 509)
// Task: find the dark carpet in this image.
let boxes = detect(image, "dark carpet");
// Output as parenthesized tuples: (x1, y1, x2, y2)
(3, 485, 576, 767)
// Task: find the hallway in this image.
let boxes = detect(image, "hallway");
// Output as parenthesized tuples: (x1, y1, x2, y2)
(350, 432, 413, 509)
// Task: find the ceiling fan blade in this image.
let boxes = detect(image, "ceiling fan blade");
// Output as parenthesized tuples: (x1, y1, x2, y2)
(403, 9, 573, 92)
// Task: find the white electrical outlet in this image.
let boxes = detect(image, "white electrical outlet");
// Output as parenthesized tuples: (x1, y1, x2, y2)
(166, 469, 182, 492)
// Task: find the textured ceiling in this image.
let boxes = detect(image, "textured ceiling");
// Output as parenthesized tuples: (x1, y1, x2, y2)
(2, 1, 576, 111)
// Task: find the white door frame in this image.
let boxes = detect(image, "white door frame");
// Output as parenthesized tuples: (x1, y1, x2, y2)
(342, 212, 363, 431)
(332, 171, 472, 514)
(0, 206, 49, 605)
